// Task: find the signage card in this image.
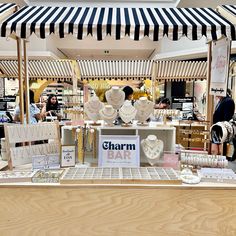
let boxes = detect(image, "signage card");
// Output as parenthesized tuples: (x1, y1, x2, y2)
(98, 135, 140, 167)
(61, 145, 76, 167)
(32, 154, 60, 170)
(210, 38, 230, 96)
(172, 97, 193, 120)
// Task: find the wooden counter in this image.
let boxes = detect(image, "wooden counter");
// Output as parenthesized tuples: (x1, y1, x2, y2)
(0, 183, 235, 236)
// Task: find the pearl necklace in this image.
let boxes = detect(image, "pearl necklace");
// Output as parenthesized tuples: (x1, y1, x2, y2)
(105, 90, 125, 108)
(141, 139, 164, 160)
(119, 105, 137, 124)
(100, 108, 117, 120)
(135, 100, 154, 122)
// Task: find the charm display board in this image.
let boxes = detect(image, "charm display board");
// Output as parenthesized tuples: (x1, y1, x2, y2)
(0, 170, 36, 183)
(60, 167, 181, 185)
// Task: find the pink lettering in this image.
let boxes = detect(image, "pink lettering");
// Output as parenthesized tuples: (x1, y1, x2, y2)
(108, 151, 114, 159)
(123, 151, 131, 159)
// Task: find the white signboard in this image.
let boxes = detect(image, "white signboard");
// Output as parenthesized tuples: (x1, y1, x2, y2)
(210, 38, 230, 96)
(32, 154, 60, 170)
(61, 145, 76, 167)
(99, 135, 140, 167)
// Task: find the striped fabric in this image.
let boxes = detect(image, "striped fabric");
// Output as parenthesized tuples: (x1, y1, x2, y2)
(0, 59, 74, 81)
(220, 5, 236, 16)
(156, 61, 207, 81)
(77, 60, 153, 80)
(1, 5, 235, 41)
(0, 3, 16, 21)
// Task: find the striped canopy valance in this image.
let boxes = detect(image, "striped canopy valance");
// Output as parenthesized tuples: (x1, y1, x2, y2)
(1, 5, 236, 41)
(77, 60, 153, 80)
(217, 5, 236, 25)
(0, 59, 76, 81)
(0, 3, 17, 22)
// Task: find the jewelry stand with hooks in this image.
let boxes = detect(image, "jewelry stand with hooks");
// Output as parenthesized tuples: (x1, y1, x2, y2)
(75, 124, 91, 167)
(4, 122, 61, 169)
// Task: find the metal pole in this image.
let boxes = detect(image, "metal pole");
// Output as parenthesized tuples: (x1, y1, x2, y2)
(16, 37, 24, 124)
(151, 61, 157, 103)
(23, 40, 30, 124)
(206, 41, 214, 153)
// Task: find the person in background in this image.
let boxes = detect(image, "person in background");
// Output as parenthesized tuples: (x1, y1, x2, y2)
(14, 90, 41, 124)
(211, 89, 235, 155)
(154, 97, 171, 109)
(123, 86, 134, 101)
(42, 94, 61, 119)
(193, 96, 205, 121)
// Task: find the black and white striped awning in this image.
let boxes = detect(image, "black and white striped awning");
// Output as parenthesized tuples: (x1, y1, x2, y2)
(0, 59, 76, 81)
(0, 3, 17, 22)
(1, 5, 236, 41)
(217, 5, 236, 25)
(77, 60, 153, 80)
(156, 61, 207, 81)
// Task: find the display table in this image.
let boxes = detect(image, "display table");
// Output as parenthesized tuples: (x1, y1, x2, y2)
(0, 182, 235, 236)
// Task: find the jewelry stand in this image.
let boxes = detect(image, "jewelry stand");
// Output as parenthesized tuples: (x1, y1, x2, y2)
(99, 105, 117, 126)
(76, 124, 97, 166)
(119, 101, 137, 126)
(135, 97, 154, 126)
(84, 96, 104, 125)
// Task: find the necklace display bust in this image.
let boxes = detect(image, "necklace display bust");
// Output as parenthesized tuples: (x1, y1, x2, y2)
(84, 96, 104, 122)
(105, 86, 125, 110)
(134, 97, 154, 124)
(99, 105, 117, 126)
(119, 100, 137, 125)
(141, 135, 164, 166)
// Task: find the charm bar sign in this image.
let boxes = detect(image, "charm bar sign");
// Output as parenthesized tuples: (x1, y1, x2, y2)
(99, 135, 140, 167)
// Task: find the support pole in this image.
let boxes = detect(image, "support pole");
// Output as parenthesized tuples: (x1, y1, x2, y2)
(151, 61, 157, 103)
(23, 40, 30, 124)
(16, 38, 24, 124)
(206, 41, 214, 153)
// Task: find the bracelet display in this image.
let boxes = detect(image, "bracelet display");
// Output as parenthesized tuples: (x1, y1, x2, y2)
(180, 153, 228, 168)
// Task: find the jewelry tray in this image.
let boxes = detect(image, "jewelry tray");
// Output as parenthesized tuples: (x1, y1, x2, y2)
(32, 169, 64, 183)
(60, 167, 182, 185)
(197, 168, 236, 184)
(0, 170, 37, 183)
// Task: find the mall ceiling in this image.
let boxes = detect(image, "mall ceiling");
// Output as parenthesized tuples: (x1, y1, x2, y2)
(1, 0, 236, 61)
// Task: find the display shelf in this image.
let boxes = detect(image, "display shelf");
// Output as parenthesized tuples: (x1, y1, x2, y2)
(60, 167, 181, 185)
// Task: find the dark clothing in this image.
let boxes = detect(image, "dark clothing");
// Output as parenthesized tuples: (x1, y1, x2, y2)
(213, 96, 235, 124)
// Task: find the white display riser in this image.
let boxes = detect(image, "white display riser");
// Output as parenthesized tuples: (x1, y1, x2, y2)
(61, 124, 176, 163)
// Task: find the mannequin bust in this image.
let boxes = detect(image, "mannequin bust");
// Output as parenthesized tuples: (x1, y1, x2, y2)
(99, 105, 117, 126)
(141, 135, 164, 166)
(119, 100, 137, 125)
(105, 86, 125, 110)
(134, 97, 154, 125)
(84, 96, 104, 122)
